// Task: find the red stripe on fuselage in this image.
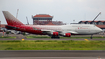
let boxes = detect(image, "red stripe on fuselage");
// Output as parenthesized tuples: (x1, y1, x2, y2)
(9, 25, 43, 35)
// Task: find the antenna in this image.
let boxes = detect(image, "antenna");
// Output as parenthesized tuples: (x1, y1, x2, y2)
(26, 16, 29, 25)
(93, 12, 101, 21)
(16, 9, 19, 18)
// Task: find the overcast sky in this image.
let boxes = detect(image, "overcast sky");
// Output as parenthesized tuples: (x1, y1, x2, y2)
(0, 0, 105, 24)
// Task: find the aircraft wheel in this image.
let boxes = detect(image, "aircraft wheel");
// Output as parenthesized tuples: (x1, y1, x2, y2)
(51, 36, 60, 39)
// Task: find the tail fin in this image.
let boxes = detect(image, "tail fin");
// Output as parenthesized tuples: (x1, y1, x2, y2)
(2, 11, 24, 25)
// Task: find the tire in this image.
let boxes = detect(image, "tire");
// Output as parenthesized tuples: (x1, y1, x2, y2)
(51, 36, 60, 39)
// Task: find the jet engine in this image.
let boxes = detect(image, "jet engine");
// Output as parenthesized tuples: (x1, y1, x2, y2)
(52, 32, 59, 36)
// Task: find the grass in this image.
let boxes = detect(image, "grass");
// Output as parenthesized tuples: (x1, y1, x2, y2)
(0, 40, 105, 50)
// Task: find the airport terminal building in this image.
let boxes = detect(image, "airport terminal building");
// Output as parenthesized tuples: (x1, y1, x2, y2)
(32, 14, 65, 25)
(32, 14, 53, 25)
(79, 21, 105, 29)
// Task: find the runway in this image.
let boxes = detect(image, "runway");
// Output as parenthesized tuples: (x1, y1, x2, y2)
(0, 50, 105, 57)
(0, 57, 104, 59)
(1, 33, 105, 40)
(0, 38, 105, 41)
(0, 50, 105, 59)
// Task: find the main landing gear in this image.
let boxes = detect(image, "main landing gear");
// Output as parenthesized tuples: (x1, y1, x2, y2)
(90, 35, 93, 39)
(51, 35, 60, 39)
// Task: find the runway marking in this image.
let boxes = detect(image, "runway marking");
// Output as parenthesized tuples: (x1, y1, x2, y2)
(22, 39, 24, 41)
(84, 39, 89, 41)
(100, 35, 103, 38)
(97, 56, 101, 59)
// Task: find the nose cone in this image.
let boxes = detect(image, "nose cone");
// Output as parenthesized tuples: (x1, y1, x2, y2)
(100, 28, 103, 32)
(98, 28, 103, 32)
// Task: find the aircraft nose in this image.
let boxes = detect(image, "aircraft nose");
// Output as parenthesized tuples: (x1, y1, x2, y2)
(100, 29, 103, 32)
(98, 28, 103, 32)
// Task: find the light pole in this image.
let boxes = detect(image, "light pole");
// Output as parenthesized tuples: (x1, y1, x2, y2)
(16, 9, 19, 18)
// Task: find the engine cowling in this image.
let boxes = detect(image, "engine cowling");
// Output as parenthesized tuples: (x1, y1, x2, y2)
(52, 32, 59, 36)
(64, 33, 71, 37)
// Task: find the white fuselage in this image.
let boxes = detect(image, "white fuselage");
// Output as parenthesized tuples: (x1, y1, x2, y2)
(29, 24, 102, 35)
(3, 11, 103, 38)
(61, 24, 102, 34)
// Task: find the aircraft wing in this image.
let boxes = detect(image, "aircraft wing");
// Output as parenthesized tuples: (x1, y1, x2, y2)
(41, 29, 62, 32)
(41, 29, 58, 34)
(41, 29, 53, 32)
(67, 31, 78, 34)
(41, 29, 78, 34)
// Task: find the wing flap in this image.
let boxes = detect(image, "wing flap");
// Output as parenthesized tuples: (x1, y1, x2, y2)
(68, 31, 78, 34)
(41, 29, 78, 34)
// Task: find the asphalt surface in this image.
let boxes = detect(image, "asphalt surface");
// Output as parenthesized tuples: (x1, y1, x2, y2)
(1, 34, 105, 40)
(0, 50, 105, 57)
(0, 57, 104, 59)
(1, 33, 105, 40)
(0, 38, 105, 41)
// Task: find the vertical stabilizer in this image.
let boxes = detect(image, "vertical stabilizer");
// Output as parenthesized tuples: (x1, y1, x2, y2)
(2, 11, 24, 25)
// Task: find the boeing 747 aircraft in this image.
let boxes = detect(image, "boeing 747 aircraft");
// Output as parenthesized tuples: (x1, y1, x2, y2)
(2, 11, 102, 38)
